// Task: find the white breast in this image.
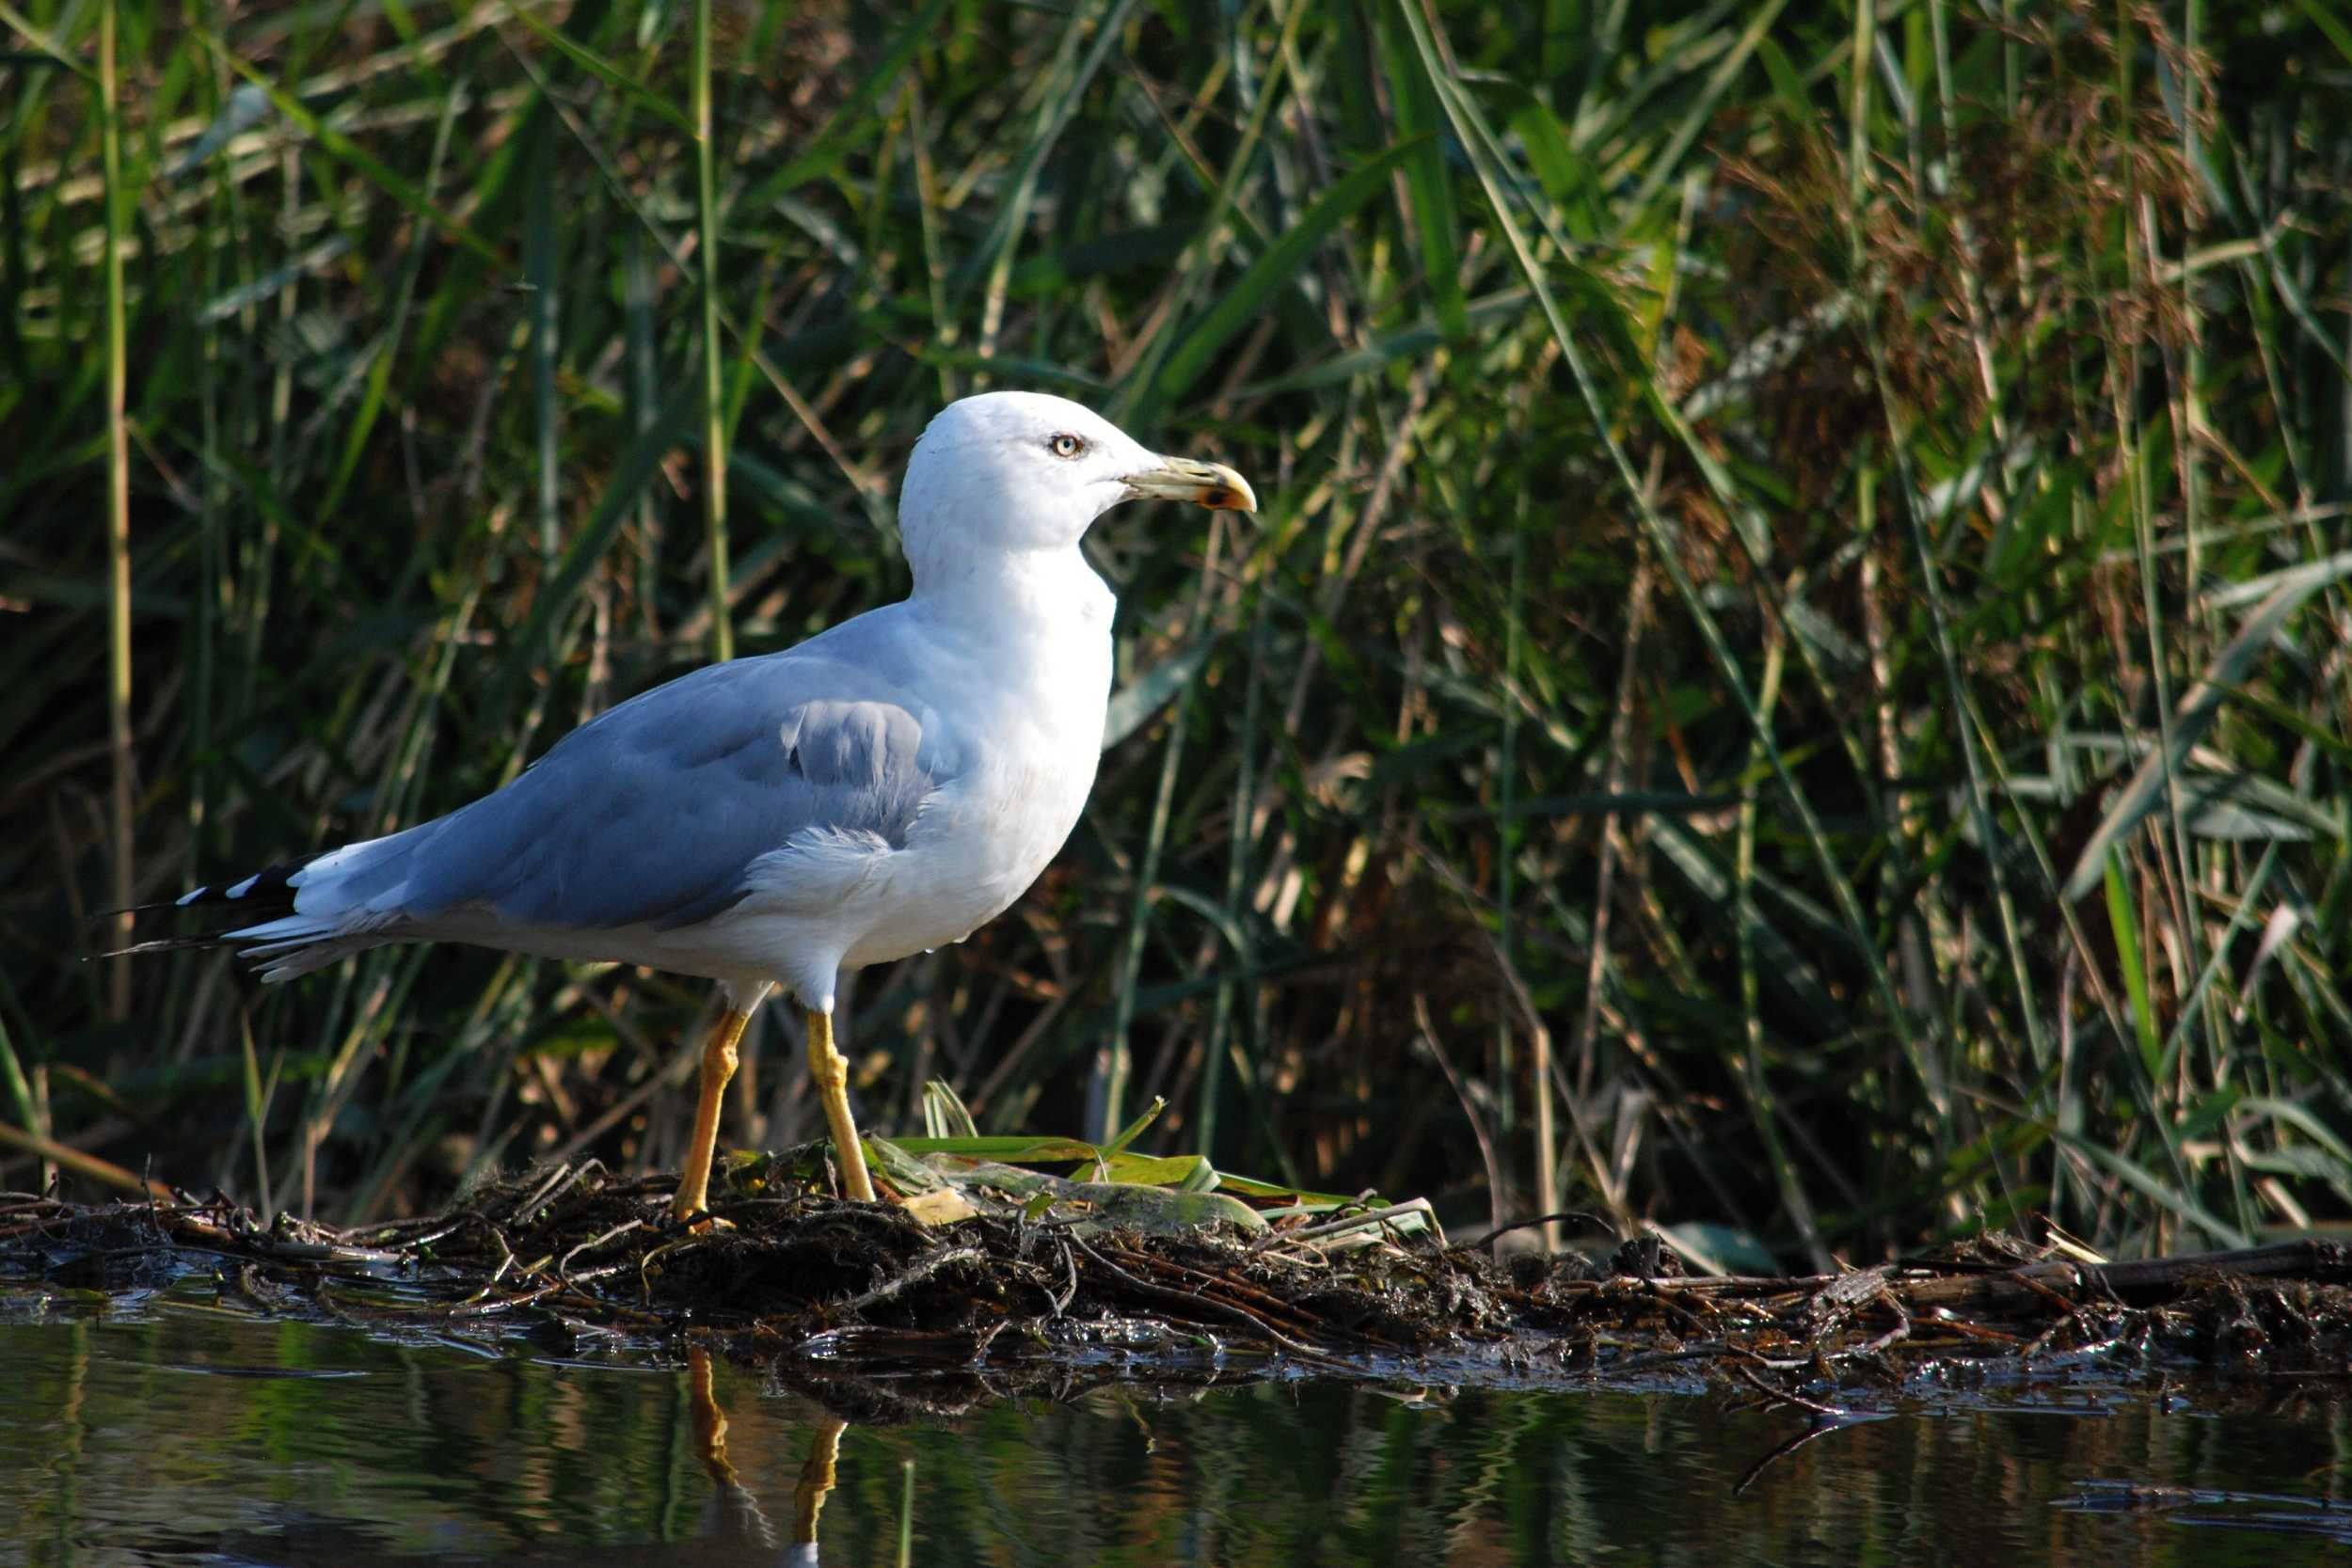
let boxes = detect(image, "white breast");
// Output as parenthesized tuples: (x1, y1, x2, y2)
(711, 553, 1115, 1008)
(844, 575, 1113, 963)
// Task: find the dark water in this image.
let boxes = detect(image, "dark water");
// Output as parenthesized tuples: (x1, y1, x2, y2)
(6, 1291, 2350, 1567)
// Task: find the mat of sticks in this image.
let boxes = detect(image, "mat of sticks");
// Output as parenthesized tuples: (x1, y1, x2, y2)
(6, 1160, 2348, 1411)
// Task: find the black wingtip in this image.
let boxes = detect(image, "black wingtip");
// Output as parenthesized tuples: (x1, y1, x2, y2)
(86, 933, 238, 963)
(91, 861, 307, 962)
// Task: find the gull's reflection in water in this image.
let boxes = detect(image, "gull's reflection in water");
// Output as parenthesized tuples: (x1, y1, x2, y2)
(690, 1344, 849, 1568)
(161, 1348, 856, 1568)
(61, 1335, 866, 1560)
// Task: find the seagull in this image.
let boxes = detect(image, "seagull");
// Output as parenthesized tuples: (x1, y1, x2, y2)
(150, 392, 1256, 1222)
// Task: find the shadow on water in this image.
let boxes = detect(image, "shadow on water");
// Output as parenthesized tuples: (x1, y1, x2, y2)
(6, 1288, 2351, 1567)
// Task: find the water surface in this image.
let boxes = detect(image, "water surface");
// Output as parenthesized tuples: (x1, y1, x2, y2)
(5, 1289, 2347, 1566)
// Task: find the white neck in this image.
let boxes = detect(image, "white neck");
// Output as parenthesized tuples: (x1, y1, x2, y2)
(909, 539, 1116, 641)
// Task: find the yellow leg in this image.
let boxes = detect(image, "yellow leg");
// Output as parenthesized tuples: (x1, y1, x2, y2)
(793, 1415, 849, 1546)
(673, 1005, 753, 1224)
(804, 1008, 877, 1201)
(686, 1346, 738, 1489)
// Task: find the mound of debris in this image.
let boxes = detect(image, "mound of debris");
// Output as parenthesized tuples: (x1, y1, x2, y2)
(6, 1156, 2349, 1412)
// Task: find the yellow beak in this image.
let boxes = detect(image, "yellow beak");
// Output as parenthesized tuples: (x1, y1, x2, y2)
(1120, 455, 1258, 514)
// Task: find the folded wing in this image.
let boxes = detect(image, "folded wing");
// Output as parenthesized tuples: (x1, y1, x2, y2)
(219, 640, 962, 976)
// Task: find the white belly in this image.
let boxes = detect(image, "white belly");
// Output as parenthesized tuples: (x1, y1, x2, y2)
(837, 744, 1100, 968)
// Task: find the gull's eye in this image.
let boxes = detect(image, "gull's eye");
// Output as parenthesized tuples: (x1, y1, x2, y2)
(1048, 433, 1087, 459)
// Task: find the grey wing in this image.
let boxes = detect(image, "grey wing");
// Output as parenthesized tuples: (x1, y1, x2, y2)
(338, 648, 958, 933)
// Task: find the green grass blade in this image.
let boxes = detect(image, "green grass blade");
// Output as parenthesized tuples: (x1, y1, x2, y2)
(1153, 136, 1430, 406)
(1374, 4, 1466, 340)
(2063, 557, 2352, 899)
(201, 32, 501, 264)
(2102, 853, 2161, 1083)
(502, 4, 692, 133)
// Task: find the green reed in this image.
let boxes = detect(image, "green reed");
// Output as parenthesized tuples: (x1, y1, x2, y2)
(2, 0, 2346, 1262)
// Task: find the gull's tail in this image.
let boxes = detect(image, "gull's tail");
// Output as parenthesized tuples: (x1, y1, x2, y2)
(103, 829, 428, 981)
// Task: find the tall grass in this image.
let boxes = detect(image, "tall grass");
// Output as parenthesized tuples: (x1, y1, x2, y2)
(3, 0, 2346, 1262)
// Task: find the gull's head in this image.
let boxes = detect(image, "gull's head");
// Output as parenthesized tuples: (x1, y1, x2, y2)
(898, 391, 1255, 580)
